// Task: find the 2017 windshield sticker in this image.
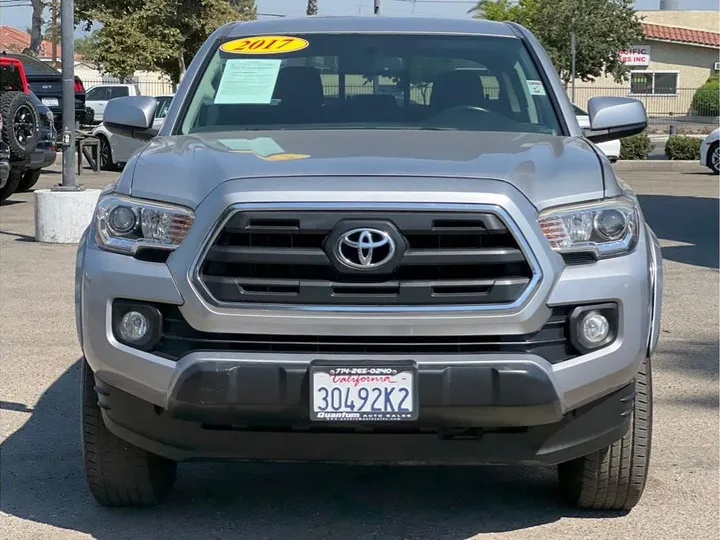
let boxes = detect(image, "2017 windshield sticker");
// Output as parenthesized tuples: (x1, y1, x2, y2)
(214, 59, 281, 104)
(220, 36, 309, 55)
(526, 80, 546, 96)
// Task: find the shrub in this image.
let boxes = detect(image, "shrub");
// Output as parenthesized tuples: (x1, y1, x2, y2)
(665, 135, 702, 160)
(620, 132, 651, 160)
(691, 76, 719, 117)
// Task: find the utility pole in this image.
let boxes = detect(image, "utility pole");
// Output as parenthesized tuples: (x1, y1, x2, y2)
(51, 0, 59, 68)
(56, 0, 78, 190)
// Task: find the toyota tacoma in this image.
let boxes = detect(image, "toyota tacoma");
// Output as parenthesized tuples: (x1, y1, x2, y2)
(75, 17, 663, 510)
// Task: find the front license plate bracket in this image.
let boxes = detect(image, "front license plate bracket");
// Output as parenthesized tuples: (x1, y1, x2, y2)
(309, 360, 419, 422)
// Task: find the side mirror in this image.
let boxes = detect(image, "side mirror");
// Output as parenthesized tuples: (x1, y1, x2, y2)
(103, 96, 159, 141)
(583, 97, 647, 144)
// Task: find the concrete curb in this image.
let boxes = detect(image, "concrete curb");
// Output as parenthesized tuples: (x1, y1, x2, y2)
(612, 160, 704, 172)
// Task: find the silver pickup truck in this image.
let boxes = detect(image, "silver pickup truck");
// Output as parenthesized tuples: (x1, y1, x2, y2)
(75, 16, 663, 511)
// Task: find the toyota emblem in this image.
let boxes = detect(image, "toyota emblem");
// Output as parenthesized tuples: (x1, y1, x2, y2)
(336, 228, 396, 269)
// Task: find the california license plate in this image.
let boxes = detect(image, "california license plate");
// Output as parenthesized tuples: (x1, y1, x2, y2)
(310, 363, 418, 422)
(41, 98, 59, 107)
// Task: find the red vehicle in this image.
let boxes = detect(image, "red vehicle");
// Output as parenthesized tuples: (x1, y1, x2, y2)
(0, 55, 41, 201)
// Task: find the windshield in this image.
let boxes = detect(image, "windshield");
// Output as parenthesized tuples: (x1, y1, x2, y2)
(180, 33, 562, 136)
(7, 53, 59, 76)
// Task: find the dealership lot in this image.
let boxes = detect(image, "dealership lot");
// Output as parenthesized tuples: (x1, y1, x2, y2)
(0, 163, 717, 540)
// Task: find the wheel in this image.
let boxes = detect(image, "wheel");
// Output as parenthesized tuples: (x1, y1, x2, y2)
(708, 142, 719, 175)
(16, 169, 41, 192)
(98, 135, 116, 171)
(0, 170, 22, 202)
(81, 358, 177, 507)
(558, 356, 652, 511)
(0, 91, 40, 159)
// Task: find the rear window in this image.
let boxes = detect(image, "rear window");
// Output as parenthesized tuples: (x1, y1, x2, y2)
(7, 54, 59, 76)
(180, 33, 562, 136)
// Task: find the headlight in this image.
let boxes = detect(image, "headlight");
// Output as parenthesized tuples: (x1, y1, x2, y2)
(538, 196, 639, 259)
(95, 195, 194, 255)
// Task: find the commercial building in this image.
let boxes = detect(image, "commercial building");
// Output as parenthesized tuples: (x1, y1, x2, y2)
(573, 10, 719, 121)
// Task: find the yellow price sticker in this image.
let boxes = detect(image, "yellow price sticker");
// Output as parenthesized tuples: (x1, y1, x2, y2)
(220, 36, 309, 55)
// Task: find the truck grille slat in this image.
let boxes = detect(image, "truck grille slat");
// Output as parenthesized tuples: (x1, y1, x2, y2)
(197, 210, 535, 306)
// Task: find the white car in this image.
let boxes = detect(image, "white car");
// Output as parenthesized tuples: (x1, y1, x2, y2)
(86, 83, 142, 124)
(93, 94, 173, 170)
(699, 127, 719, 175)
(573, 104, 621, 162)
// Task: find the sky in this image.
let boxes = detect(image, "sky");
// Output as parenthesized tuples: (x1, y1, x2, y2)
(1, 0, 718, 35)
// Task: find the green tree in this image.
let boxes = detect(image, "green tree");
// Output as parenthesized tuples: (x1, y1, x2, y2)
(469, 0, 644, 85)
(74, 32, 98, 60)
(306, 0, 318, 16)
(75, 0, 256, 84)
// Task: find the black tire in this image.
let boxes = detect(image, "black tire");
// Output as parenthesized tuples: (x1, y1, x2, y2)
(16, 169, 41, 192)
(97, 135, 116, 171)
(558, 356, 652, 511)
(81, 358, 177, 507)
(708, 142, 719, 175)
(0, 169, 22, 202)
(0, 91, 40, 159)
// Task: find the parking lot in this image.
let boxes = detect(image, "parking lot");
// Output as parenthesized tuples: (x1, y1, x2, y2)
(0, 163, 718, 540)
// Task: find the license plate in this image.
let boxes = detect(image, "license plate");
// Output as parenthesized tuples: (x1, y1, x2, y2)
(310, 363, 418, 422)
(41, 98, 59, 107)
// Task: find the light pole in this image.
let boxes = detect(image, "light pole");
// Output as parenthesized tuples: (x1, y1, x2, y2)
(57, 0, 78, 190)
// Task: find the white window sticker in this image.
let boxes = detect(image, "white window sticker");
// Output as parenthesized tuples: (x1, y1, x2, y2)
(526, 80, 546, 96)
(218, 137, 285, 156)
(214, 59, 282, 104)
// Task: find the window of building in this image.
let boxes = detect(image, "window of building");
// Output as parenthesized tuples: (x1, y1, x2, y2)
(630, 71, 679, 95)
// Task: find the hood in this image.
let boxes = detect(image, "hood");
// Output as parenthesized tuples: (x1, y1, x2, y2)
(126, 130, 606, 211)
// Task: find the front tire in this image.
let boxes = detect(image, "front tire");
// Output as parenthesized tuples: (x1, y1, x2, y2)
(98, 135, 116, 171)
(708, 142, 719, 175)
(81, 358, 177, 507)
(558, 356, 652, 511)
(0, 170, 22, 202)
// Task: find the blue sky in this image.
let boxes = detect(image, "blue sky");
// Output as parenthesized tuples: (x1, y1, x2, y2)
(1, 0, 718, 34)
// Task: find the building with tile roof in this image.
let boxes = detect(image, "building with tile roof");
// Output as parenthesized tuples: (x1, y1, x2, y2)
(573, 11, 719, 121)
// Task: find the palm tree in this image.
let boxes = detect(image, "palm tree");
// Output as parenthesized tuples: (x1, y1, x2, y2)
(306, 0, 318, 16)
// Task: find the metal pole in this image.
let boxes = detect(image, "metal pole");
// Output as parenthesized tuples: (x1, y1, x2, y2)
(51, 0, 58, 68)
(59, 0, 79, 189)
(570, 30, 576, 104)
(374, 0, 380, 14)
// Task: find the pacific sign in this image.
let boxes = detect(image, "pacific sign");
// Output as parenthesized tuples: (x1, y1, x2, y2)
(619, 46, 651, 66)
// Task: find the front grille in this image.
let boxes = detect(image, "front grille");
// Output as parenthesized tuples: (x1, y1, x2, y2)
(152, 305, 578, 363)
(196, 210, 536, 306)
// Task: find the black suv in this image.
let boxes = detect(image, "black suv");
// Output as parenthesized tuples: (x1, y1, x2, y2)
(2, 52, 86, 135)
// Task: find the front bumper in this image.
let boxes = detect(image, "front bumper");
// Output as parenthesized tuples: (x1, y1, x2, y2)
(77, 185, 659, 464)
(95, 374, 634, 464)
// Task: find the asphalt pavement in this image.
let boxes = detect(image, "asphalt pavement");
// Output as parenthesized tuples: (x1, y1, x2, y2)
(0, 163, 718, 540)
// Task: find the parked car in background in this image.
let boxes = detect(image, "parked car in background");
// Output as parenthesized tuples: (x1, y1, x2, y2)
(573, 104, 621, 162)
(92, 94, 173, 170)
(0, 55, 40, 201)
(699, 127, 719, 174)
(86, 83, 142, 124)
(1, 51, 86, 136)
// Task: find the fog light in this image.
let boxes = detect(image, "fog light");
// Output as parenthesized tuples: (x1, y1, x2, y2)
(581, 311, 610, 344)
(569, 303, 618, 353)
(119, 311, 149, 342)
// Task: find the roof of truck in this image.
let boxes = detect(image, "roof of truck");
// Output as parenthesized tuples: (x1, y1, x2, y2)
(227, 16, 517, 38)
